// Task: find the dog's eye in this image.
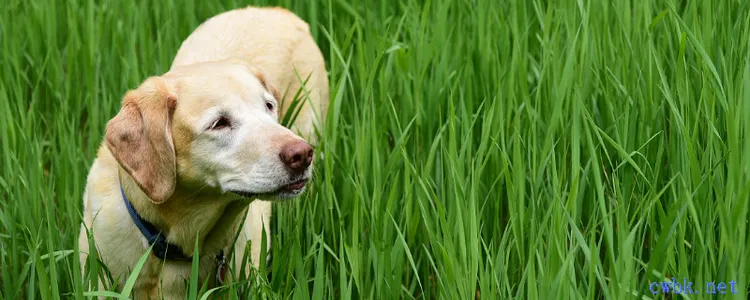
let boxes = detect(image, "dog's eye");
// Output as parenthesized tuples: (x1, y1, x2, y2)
(265, 101, 275, 111)
(209, 116, 231, 130)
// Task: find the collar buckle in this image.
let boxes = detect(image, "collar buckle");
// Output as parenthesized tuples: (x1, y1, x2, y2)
(215, 250, 228, 284)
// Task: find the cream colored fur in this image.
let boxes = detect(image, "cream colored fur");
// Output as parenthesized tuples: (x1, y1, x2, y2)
(78, 6, 328, 299)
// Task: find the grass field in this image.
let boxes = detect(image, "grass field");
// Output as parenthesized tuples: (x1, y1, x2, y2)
(1, 0, 750, 298)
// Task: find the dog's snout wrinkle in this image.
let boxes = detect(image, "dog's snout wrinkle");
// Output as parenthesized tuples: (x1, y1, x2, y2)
(279, 140, 313, 173)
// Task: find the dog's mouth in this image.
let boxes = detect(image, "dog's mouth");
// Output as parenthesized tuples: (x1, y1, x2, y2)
(285, 178, 308, 190)
(230, 178, 309, 200)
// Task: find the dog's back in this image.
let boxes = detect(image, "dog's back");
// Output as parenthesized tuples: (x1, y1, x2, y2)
(172, 7, 311, 69)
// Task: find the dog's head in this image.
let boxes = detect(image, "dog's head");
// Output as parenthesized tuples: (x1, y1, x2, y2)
(105, 60, 313, 203)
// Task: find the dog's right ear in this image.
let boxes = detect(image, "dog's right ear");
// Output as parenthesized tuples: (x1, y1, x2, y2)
(105, 78, 177, 204)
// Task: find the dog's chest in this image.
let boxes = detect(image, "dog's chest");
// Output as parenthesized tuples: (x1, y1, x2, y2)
(135, 254, 221, 299)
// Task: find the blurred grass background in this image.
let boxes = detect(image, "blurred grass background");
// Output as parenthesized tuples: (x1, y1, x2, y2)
(1, 0, 749, 298)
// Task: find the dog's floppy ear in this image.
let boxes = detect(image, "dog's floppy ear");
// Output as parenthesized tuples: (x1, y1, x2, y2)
(105, 77, 177, 204)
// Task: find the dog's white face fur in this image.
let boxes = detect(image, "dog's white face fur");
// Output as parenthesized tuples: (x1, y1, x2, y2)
(169, 62, 311, 200)
(106, 60, 312, 204)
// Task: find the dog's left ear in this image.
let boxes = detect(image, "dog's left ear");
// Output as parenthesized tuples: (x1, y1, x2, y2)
(228, 59, 282, 106)
(254, 71, 281, 102)
(105, 77, 178, 203)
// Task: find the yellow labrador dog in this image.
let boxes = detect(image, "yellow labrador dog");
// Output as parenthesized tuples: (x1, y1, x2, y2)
(78, 6, 328, 298)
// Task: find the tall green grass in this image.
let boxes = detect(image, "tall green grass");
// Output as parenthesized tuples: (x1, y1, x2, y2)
(1, 0, 749, 298)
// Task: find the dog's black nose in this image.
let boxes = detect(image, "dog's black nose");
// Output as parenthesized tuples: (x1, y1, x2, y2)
(280, 140, 313, 173)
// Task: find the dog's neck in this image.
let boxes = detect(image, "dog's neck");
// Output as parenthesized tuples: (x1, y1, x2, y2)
(119, 169, 252, 257)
